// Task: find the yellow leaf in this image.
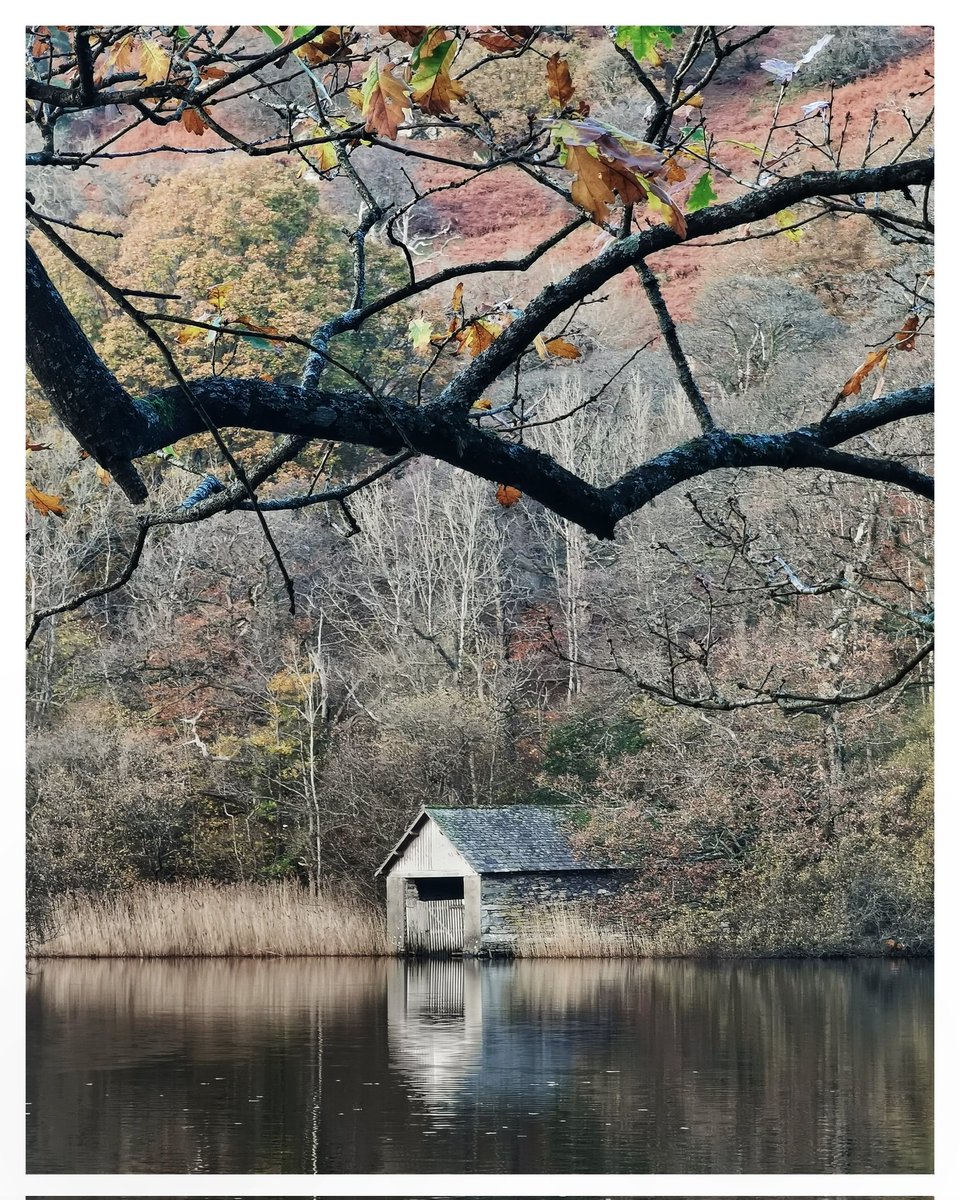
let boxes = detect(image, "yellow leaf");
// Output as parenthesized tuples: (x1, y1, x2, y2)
(139, 39, 171, 85)
(472, 398, 493, 410)
(96, 466, 112, 488)
(175, 323, 207, 344)
(545, 337, 582, 360)
(495, 484, 522, 507)
(346, 87, 364, 109)
(533, 333, 548, 359)
(685, 92, 704, 108)
(26, 482, 66, 518)
(775, 210, 803, 242)
(206, 282, 234, 311)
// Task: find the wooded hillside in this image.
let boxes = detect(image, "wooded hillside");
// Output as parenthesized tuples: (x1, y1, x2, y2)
(26, 25, 933, 954)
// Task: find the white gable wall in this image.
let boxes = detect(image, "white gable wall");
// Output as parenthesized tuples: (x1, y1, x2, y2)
(389, 816, 478, 877)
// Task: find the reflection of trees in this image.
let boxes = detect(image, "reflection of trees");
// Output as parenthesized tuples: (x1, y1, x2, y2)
(27, 958, 932, 1173)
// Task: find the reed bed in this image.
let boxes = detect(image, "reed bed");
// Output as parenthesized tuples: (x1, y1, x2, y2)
(35, 881, 390, 958)
(513, 904, 697, 958)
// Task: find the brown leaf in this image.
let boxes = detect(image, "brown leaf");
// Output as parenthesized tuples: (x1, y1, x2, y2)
(200, 64, 229, 80)
(455, 318, 501, 356)
(545, 337, 582, 360)
(233, 316, 283, 341)
(895, 313, 919, 351)
(26, 482, 66, 518)
(473, 30, 525, 53)
(451, 282, 464, 313)
(181, 106, 206, 136)
(495, 484, 522, 507)
(26, 439, 52, 452)
(96, 466, 112, 488)
(564, 144, 619, 224)
(546, 53, 574, 108)
(379, 26, 427, 46)
(361, 58, 409, 140)
(840, 349, 889, 397)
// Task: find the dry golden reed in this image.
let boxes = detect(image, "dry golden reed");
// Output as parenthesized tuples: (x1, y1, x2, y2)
(35, 881, 390, 958)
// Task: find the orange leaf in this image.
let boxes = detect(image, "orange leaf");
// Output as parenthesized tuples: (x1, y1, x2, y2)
(104, 32, 137, 75)
(233, 315, 281, 336)
(455, 318, 501, 357)
(496, 484, 522, 507)
(840, 349, 889, 397)
(472, 398, 493, 410)
(545, 337, 582, 360)
(26, 482, 66, 518)
(546, 53, 574, 108)
(895, 313, 919, 351)
(96, 466, 112, 487)
(451, 282, 464, 313)
(181, 106, 206, 136)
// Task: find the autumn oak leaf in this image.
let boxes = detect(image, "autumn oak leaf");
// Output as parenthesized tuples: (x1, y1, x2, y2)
(26, 482, 66, 518)
(547, 53, 574, 108)
(895, 314, 920, 351)
(840, 349, 889, 397)
(409, 37, 466, 116)
(545, 337, 582, 359)
(360, 57, 409, 140)
(138, 39, 172, 85)
(455, 318, 501, 357)
(181, 107, 206, 136)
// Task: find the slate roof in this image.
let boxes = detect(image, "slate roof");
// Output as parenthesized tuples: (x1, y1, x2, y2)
(391, 804, 625, 874)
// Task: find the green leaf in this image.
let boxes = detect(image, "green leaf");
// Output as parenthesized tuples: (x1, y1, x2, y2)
(256, 26, 285, 47)
(176, 26, 190, 39)
(409, 37, 457, 92)
(408, 317, 434, 354)
(680, 125, 706, 145)
(687, 171, 717, 213)
(776, 209, 804, 242)
(614, 26, 682, 67)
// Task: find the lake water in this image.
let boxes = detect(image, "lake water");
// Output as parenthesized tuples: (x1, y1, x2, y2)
(26, 956, 932, 1174)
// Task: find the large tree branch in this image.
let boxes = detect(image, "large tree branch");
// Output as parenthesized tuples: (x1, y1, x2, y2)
(433, 156, 934, 415)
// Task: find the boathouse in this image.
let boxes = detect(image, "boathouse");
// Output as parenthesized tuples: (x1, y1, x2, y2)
(376, 804, 635, 955)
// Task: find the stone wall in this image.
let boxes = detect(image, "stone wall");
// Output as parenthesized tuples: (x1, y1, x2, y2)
(478, 869, 635, 952)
